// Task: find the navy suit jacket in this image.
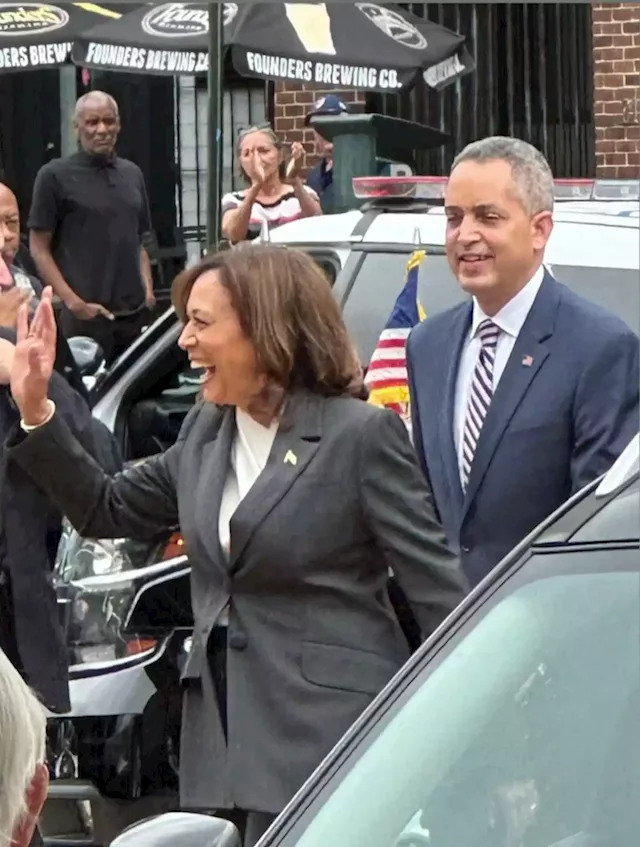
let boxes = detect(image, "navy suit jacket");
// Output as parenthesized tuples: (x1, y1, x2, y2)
(407, 272, 639, 587)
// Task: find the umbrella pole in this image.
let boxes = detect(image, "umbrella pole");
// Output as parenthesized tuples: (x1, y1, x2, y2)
(206, 1, 224, 252)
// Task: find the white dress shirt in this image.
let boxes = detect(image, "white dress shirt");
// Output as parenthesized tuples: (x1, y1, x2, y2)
(217, 408, 279, 624)
(454, 265, 545, 481)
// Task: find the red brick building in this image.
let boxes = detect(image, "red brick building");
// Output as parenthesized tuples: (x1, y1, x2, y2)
(592, 2, 640, 178)
(274, 3, 640, 179)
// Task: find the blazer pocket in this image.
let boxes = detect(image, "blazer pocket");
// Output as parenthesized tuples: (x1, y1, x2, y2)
(301, 641, 399, 696)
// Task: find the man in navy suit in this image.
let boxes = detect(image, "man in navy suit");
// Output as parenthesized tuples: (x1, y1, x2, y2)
(407, 136, 639, 587)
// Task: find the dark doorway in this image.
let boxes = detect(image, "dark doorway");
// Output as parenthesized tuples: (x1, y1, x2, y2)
(368, 3, 595, 178)
(0, 69, 61, 220)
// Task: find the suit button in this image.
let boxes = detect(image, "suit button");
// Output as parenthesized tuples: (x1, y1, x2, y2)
(228, 632, 248, 651)
(461, 545, 471, 554)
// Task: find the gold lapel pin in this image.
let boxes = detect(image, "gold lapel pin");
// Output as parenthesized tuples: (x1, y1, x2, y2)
(284, 449, 298, 466)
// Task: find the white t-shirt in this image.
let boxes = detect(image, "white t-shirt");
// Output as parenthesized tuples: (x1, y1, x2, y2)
(221, 186, 319, 240)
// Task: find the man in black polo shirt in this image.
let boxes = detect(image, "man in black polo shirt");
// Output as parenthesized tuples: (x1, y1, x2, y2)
(28, 91, 155, 364)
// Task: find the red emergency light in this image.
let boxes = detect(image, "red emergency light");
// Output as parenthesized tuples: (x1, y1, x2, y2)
(352, 176, 640, 202)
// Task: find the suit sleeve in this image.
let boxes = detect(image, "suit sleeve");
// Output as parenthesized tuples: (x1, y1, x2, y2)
(571, 327, 639, 493)
(7, 403, 204, 541)
(359, 409, 468, 638)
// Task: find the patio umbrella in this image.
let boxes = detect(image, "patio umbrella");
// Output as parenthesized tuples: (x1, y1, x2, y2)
(0, 2, 120, 72)
(72, 2, 475, 92)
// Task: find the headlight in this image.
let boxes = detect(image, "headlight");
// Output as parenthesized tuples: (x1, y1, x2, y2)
(55, 522, 177, 668)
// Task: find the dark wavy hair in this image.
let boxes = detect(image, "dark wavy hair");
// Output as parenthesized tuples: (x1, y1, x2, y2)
(172, 244, 366, 399)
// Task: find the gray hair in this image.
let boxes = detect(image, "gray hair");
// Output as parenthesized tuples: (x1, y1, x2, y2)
(451, 136, 555, 215)
(74, 91, 119, 121)
(0, 649, 46, 846)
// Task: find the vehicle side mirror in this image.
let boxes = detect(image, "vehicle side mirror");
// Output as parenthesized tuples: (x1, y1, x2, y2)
(68, 335, 106, 377)
(109, 812, 241, 847)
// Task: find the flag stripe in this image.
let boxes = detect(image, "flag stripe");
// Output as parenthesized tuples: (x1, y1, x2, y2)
(365, 250, 426, 430)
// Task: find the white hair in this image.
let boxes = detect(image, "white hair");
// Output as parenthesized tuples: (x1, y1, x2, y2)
(74, 90, 119, 121)
(0, 649, 47, 846)
(451, 136, 555, 216)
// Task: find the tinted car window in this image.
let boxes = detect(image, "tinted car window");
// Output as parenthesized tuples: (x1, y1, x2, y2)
(552, 265, 640, 334)
(342, 255, 639, 366)
(278, 547, 639, 847)
(342, 252, 466, 364)
(572, 478, 640, 543)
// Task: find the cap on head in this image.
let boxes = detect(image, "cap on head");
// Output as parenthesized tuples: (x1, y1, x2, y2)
(304, 94, 348, 126)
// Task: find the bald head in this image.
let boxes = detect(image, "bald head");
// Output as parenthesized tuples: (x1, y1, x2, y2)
(74, 91, 120, 157)
(0, 183, 20, 263)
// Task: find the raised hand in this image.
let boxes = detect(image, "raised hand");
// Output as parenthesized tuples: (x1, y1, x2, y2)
(11, 287, 58, 426)
(286, 141, 305, 180)
(252, 151, 267, 187)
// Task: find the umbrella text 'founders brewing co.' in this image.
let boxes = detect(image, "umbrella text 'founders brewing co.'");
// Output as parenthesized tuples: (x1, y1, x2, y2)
(0, 3, 70, 70)
(83, 3, 208, 74)
(82, 41, 208, 74)
(245, 52, 403, 90)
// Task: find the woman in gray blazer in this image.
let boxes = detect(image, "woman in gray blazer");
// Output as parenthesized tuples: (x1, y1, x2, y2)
(6, 245, 466, 847)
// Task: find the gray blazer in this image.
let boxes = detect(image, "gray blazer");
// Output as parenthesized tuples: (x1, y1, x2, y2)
(9, 390, 465, 814)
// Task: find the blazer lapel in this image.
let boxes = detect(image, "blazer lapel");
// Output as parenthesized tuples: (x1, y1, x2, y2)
(228, 391, 322, 572)
(460, 274, 560, 518)
(194, 408, 235, 576)
(437, 303, 473, 514)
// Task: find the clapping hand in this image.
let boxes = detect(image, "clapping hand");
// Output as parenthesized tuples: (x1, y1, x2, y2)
(286, 141, 304, 180)
(252, 151, 267, 187)
(11, 286, 57, 426)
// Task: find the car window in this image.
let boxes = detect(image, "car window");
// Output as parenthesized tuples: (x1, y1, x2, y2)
(551, 266, 640, 334)
(277, 548, 639, 847)
(342, 255, 639, 367)
(342, 251, 466, 364)
(572, 478, 640, 543)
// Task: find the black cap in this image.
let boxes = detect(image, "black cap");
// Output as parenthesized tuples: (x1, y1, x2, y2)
(304, 94, 349, 127)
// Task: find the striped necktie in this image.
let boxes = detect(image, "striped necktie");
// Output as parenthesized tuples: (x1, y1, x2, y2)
(461, 319, 500, 489)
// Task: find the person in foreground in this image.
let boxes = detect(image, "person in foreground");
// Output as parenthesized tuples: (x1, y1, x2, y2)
(407, 136, 639, 588)
(6, 246, 466, 847)
(0, 647, 49, 847)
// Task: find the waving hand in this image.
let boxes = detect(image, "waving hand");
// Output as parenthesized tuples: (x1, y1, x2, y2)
(11, 287, 57, 426)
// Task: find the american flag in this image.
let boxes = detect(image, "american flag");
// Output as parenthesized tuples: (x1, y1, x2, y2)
(365, 250, 426, 430)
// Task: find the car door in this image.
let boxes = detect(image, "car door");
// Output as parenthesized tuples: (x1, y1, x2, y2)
(259, 484, 639, 847)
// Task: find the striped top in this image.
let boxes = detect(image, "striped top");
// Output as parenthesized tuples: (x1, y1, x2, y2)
(221, 186, 319, 240)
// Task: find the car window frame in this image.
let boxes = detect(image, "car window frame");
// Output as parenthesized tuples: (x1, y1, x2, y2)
(258, 473, 639, 845)
(264, 539, 639, 847)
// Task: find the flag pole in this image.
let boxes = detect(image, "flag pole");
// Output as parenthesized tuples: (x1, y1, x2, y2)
(206, 2, 224, 252)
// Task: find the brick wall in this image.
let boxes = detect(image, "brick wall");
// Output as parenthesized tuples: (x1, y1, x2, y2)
(273, 82, 364, 173)
(592, 3, 640, 178)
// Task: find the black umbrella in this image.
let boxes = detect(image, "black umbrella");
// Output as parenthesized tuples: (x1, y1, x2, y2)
(0, 2, 121, 72)
(72, 2, 474, 92)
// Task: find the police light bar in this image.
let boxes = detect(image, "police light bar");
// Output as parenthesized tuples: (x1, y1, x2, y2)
(352, 176, 640, 202)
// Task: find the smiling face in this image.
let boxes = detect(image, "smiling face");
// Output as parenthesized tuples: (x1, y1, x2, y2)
(238, 129, 281, 184)
(177, 269, 265, 408)
(444, 159, 553, 314)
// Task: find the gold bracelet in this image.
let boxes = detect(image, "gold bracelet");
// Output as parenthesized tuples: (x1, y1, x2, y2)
(20, 399, 56, 433)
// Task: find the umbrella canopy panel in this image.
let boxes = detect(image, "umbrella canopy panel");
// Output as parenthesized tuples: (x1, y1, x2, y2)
(0, 2, 120, 72)
(72, 2, 474, 91)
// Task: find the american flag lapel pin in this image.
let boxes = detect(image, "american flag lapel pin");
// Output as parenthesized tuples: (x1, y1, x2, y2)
(284, 450, 298, 466)
(522, 354, 534, 367)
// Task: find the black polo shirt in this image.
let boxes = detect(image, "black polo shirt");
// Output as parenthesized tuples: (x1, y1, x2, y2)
(28, 151, 151, 312)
